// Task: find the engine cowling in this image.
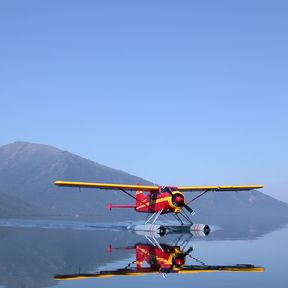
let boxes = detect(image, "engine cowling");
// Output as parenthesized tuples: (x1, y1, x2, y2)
(172, 191, 185, 207)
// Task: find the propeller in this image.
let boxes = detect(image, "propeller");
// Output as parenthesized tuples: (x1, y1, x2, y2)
(163, 187, 195, 215)
(183, 203, 195, 215)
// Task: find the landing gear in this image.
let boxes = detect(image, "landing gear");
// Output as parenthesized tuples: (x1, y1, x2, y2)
(145, 209, 163, 224)
(172, 210, 193, 226)
(144, 208, 194, 227)
(173, 213, 185, 225)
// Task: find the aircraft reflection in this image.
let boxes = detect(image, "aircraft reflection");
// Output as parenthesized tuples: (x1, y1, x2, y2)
(55, 233, 264, 280)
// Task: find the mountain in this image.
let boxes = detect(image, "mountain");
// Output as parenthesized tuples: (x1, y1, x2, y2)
(0, 191, 44, 217)
(0, 141, 288, 226)
(0, 226, 143, 288)
(0, 141, 151, 221)
(1, 142, 287, 288)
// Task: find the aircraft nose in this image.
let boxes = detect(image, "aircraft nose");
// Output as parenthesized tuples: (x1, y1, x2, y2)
(174, 257, 185, 266)
(174, 196, 184, 204)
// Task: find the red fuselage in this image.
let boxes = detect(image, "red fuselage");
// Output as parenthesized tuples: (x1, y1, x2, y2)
(135, 190, 186, 214)
(136, 244, 186, 272)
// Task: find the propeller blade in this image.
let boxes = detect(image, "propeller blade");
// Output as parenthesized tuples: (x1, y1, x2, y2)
(164, 187, 195, 215)
(183, 204, 195, 215)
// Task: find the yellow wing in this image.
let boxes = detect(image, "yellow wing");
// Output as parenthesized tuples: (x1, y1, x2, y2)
(54, 181, 159, 191)
(177, 185, 264, 192)
(55, 181, 263, 192)
(54, 265, 264, 280)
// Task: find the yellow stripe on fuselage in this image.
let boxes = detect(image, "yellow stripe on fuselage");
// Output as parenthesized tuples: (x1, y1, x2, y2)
(136, 196, 171, 210)
(137, 247, 174, 265)
(136, 192, 184, 211)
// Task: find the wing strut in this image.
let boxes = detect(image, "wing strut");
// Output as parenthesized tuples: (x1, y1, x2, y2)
(187, 190, 209, 205)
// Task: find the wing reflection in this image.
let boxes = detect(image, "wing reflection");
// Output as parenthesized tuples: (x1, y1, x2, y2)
(55, 233, 264, 280)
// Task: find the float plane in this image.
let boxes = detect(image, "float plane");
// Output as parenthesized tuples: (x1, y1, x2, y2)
(55, 181, 263, 234)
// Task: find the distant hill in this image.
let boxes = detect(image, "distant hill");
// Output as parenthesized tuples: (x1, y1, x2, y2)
(0, 141, 288, 227)
(0, 141, 151, 220)
(0, 190, 44, 217)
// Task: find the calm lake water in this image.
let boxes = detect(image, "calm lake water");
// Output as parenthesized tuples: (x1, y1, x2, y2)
(0, 219, 287, 288)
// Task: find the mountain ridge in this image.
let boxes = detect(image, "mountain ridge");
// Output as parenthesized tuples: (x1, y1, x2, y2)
(0, 141, 152, 220)
(0, 141, 288, 225)
(0, 190, 45, 217)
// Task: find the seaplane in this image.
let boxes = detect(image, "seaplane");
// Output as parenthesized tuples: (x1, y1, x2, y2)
(54, 234, 265, 280)
(54, 180, 263, 235)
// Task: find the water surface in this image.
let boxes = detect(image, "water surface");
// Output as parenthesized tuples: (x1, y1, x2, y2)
(0, 219, 287, 288)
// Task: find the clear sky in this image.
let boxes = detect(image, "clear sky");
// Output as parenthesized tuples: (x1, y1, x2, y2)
(1, 1, 287, 202)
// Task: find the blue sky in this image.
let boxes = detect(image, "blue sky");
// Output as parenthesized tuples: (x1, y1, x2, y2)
(1, 1, 287, 202)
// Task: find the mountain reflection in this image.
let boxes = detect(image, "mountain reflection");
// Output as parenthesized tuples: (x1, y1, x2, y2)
(0, 219, 274, 288)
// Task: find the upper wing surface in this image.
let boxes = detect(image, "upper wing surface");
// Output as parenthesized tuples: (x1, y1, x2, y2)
(54, 181, 159, 191)
(55, 181, 263, 192)
(177, 185, 264, 192)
